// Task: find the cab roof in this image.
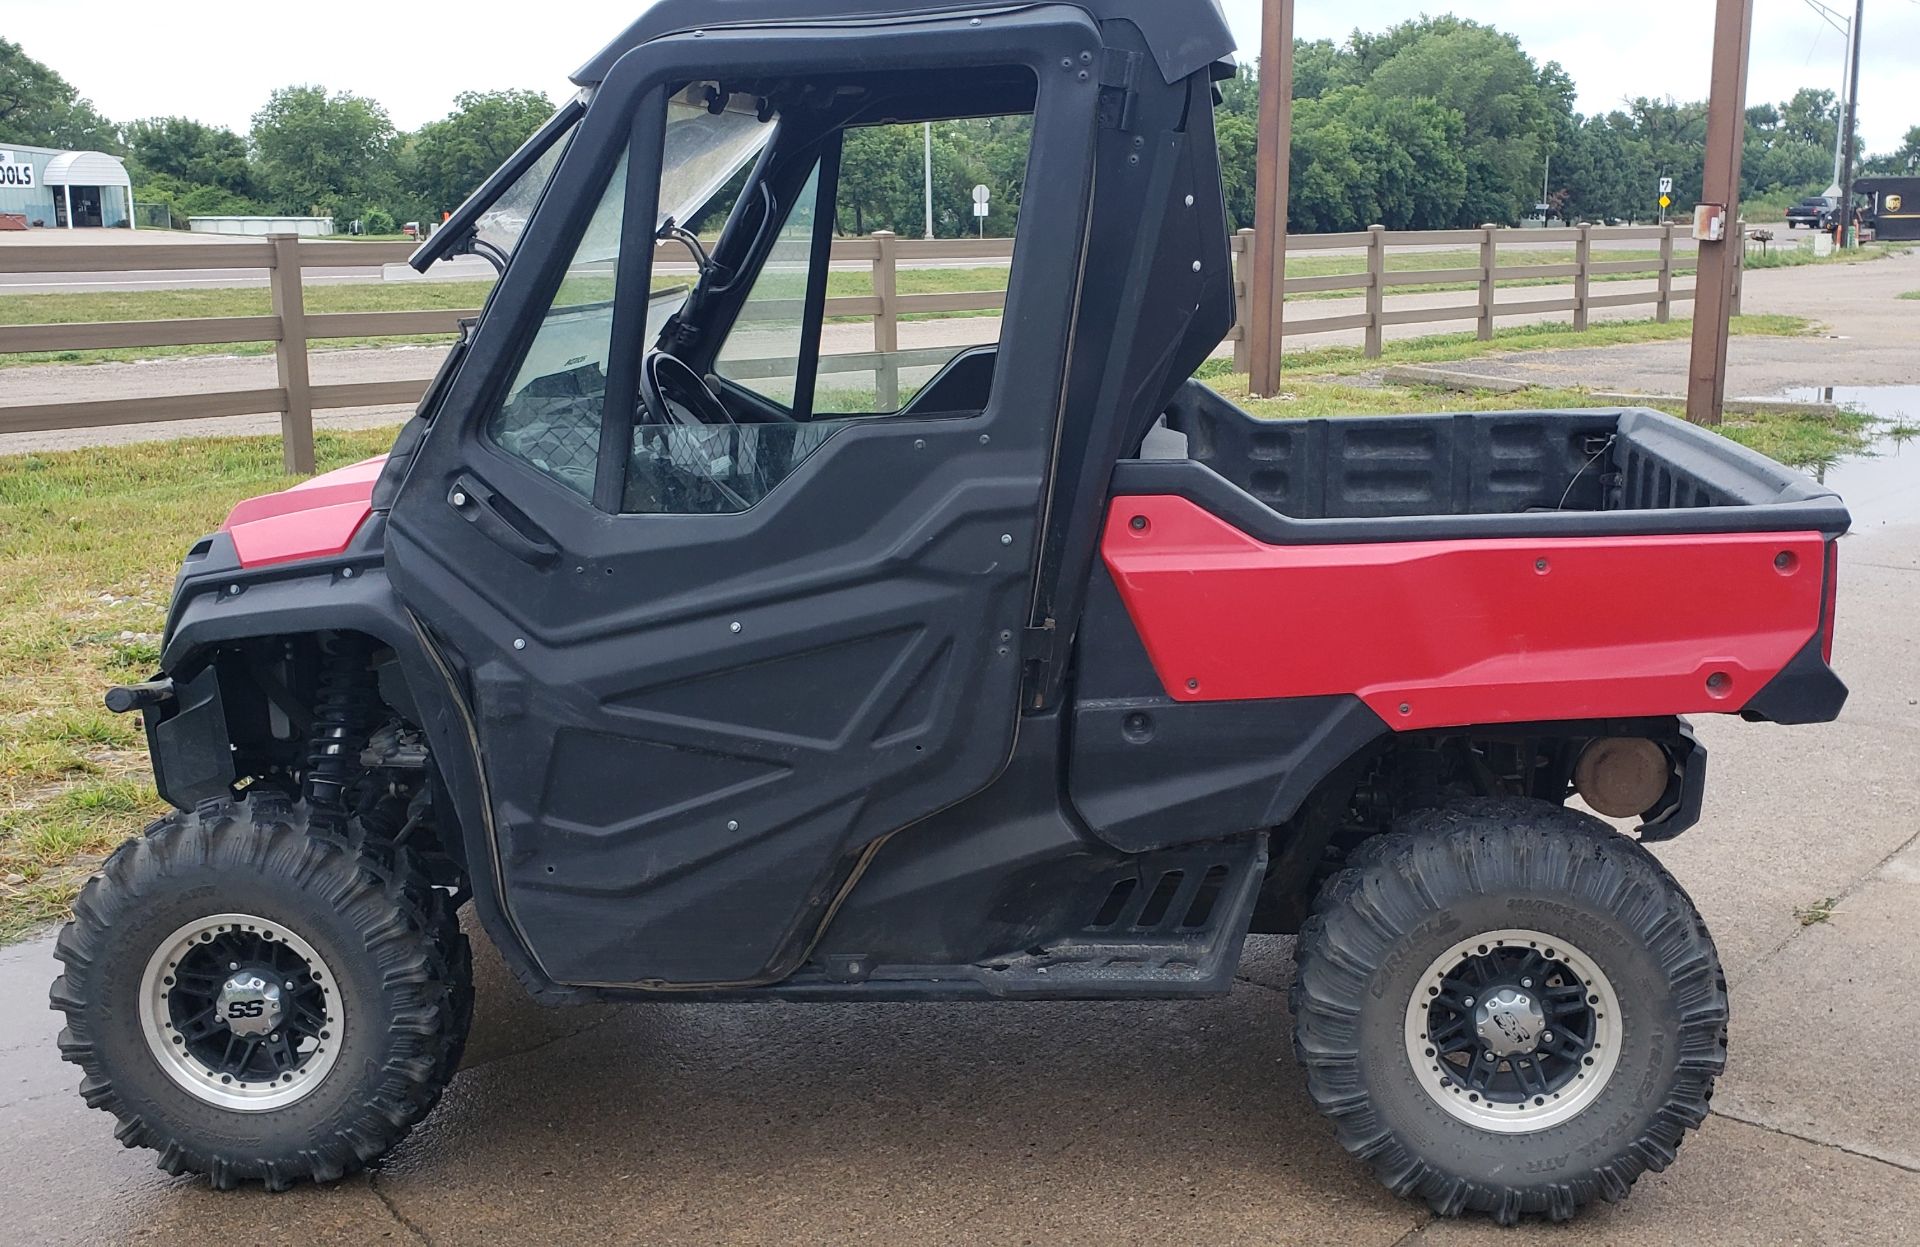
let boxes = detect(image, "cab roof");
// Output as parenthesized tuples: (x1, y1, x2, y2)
(571, 0, 1236, 87)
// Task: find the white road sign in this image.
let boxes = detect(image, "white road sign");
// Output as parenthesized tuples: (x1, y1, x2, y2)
(1659, 177, 1674, 195)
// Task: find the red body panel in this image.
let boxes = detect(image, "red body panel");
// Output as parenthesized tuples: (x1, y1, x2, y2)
(221, 456, 385, 568)
(1101, 496, 1827, 731)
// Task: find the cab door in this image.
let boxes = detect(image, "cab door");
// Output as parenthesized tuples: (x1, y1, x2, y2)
(384, 10, 1102, 988)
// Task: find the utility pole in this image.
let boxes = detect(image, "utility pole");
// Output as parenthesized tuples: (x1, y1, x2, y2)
(1246, 0, 1295, 398)
(1685, 0, 1756, 427)
(1836, 0, 1864, 245)
(923, 123, 935, 240)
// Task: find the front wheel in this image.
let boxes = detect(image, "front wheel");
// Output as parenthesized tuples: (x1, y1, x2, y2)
(49, 793, 472, 1189)
(1291, 799, 1727, 1224)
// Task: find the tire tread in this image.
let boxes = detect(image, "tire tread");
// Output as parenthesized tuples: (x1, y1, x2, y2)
(48, 792, 472, 1189)
(1290, 798, 1728, 1225)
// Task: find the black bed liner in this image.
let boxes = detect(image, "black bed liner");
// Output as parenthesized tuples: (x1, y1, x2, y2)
(1117, 382, 1850, 544)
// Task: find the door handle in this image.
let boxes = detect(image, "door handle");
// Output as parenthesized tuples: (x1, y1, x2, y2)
(448, 476, 559, 566)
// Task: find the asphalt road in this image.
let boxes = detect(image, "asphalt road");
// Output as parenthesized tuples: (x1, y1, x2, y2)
(2, 477, 1915, 1245)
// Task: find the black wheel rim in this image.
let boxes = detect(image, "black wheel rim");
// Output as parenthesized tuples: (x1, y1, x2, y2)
(1424, 943, 1600, 1105)
(166, 929, 331, 1086)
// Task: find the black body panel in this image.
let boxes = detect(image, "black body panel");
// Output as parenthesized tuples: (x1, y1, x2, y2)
(1067, 568, 1388, 851)
(1741, 631, 1850, 726)
(383, 10, 1106, 990)
(1638, 726, 1708, 843)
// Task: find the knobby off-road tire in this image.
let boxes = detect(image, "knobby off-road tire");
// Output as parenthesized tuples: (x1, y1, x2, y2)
(49, 793, 473, 1190)
(1291, 798, 1727, 1224)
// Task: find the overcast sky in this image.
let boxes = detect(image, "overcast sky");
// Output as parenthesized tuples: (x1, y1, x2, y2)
(8, 0, 1916, 152)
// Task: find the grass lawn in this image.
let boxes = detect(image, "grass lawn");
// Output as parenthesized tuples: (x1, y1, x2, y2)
(0, 310, 1872, 942)
(1742, 241, 1912, 270)
(1212, 312, 1815, 378)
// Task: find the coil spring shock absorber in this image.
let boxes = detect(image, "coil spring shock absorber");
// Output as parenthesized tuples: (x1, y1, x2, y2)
(305, 634, 380, 834)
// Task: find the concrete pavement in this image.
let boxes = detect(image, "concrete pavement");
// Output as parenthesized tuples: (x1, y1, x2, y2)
(1, 453, 1916, 1245)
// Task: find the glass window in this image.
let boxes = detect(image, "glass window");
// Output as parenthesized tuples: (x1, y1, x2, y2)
(819, 117, 1029, 415)
(628, 161, 852, 515)
(485, 154, 627, 498)
(622, 106, 1034, 516)
(713, 161, 824, 408)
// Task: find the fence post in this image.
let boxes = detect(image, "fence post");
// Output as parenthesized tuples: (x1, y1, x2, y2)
(1657, 222, 1675, 324)
(1573, 222, 1592, 333)
(1364, 224, 1386, 358)
(267, 234, 315, 474)
(870, 230, 899, 410)
(1232, 228, 1255, 373)
(1731, 220, 1745, 318)
(1476, 224, 1497, 341)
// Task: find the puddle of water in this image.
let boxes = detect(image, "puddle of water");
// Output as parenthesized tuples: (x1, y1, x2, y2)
(1772, 385, 1920, 530)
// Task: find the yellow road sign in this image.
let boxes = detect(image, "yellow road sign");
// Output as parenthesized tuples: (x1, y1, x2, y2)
(1659, 194, 1672, 209)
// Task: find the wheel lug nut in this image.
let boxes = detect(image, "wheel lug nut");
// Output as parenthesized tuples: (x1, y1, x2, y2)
(1521, 978, 1532, 987)
(1464, 996, 1475, 1007)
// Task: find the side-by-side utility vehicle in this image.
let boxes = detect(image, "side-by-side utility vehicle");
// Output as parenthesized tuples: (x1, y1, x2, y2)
(52, 0, 1850, 1223)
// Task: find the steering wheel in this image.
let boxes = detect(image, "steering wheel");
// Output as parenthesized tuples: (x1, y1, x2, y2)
(639, 352, 735, 429)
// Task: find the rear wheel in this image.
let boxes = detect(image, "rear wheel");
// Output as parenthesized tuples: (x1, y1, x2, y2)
(49, 793, 471, 1189)
(1291, 799, 1726, 1223)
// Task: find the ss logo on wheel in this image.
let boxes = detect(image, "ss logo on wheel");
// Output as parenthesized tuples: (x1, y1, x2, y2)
(226, 1000, 266, 1020)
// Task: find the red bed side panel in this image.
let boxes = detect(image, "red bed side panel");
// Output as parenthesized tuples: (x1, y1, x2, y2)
(1101, 496, 1827, 731)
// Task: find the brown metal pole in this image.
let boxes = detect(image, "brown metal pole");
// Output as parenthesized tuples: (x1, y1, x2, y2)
(1246, 0, 1294, 398)
(1685, 0, 1755, 427)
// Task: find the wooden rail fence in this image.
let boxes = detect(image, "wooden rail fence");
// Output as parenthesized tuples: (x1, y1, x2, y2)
(0, 224, 1727, 473)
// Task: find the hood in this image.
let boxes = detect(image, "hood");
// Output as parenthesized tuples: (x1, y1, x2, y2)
(220, 456, 387, 568)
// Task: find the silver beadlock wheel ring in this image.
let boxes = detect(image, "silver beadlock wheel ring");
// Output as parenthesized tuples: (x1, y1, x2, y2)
(138, 912, 344, 1112)
(1402, 927, 1623, 1134)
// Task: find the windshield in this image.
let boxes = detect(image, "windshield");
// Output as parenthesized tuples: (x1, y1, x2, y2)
(465, 87, 771, 270)
(658, 89, 775, 231)
(473, 131, 574, 259)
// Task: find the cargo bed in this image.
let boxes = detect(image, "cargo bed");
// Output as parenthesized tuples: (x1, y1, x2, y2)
(1120, 382, 1850, 543)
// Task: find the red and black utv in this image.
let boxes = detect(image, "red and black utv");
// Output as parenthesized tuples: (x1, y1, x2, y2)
(52, 0, 1848, 1223)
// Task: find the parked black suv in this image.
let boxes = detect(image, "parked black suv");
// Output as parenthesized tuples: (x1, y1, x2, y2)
(1786, 195, 1839, 229)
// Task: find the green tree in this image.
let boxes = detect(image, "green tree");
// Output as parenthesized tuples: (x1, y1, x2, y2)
(0, 37, 120, 151)
(838, 123, 926, 235)
(836, 117, 1030, 238)
(1291, 39, 1356, 100)
(1287, 87, 1466, 232)
(407, 89, 554, 217)
(1214, 109, 1258, 230)
(251, 85, 399, 221)
(1863, 125, 1920, 175)
(1363, 19, 1560, 225)
(125, 117, 254, 199)
(1777, 88, 1839, 149)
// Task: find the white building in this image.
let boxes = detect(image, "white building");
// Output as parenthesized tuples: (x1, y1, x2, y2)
(0, 143, 134, 228)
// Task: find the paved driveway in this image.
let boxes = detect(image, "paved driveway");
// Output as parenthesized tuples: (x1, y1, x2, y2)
(1, 473, 1915, 1244)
